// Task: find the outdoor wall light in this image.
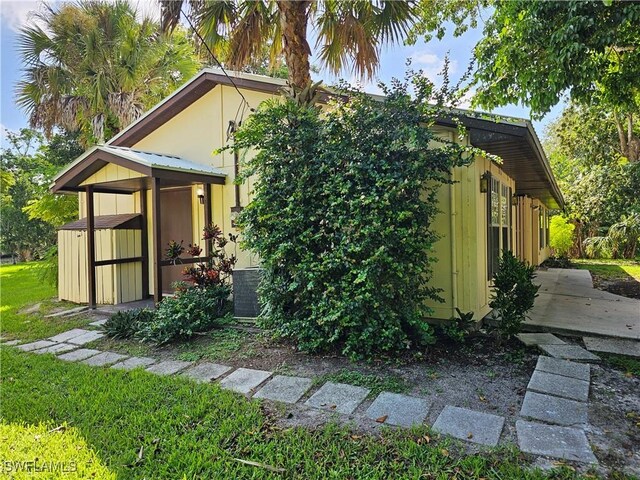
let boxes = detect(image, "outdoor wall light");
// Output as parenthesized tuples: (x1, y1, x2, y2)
(511, 196, 519, 206)
(196, 188, 205, 205)
(479, 172, 490, 193)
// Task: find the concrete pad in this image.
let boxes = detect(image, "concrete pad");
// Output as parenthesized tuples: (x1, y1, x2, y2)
(181, 363, 232, 382)
(67, 331, 105, 345)
(535, 356, 590, 381)
(365, 392, 431, 427)
(32, 343, 78, 355)
(49, 329, 92, 343)
(219, 368, 272, 394)
(145, 360, 193, 376)
(2, 340, 21, 346)
(583, 337, 640, 358)
(520, 391, 588, 426)
(253, 375, 313, 404)
(81, 351, 128, 367)
(516, 420, 597, 464)
(45, 306, 89, 318)
(57, 348, 102, 362)
(526, 269, 639, 340)
(517, 333, 566, 346)
(88, 319, 108, 327)
(538, 344, 601, 362)
(304, 382, 370, 415)
(527, 370, 589, 402)
(432, 406, 505, 446)
(111, 357, 157, 371)
(16, 340, 57, 352)
(20, 303, 41, 315)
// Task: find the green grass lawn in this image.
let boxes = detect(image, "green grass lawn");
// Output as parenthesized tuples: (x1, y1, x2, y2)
(0, 262, 606, 479)
(1, 263, 93, 341)
(572, 258, 640, 282)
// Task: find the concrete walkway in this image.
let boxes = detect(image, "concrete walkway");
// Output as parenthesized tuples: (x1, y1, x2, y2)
(525, 268, 640, 340)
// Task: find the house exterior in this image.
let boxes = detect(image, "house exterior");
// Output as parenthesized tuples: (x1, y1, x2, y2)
(52, 68, 563, 321)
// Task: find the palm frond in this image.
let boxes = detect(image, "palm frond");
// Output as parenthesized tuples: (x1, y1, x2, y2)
(227, 1, 275, 69)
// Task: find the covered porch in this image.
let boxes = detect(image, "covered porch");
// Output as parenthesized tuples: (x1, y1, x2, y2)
(52, 145, 226, 308)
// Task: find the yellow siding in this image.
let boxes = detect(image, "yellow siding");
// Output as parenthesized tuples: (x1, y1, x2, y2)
(80, 163, 144, 186)
(132, 85, 277, 269)
(58, 229, 142, 305)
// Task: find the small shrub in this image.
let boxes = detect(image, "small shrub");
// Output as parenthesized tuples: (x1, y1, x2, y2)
(104, 308, 154, 339)
(549, 216, 575, 257)
(489, 251, 540, 341)
(540, 256, 573, 269)
(135, 286, 231, 345)
(439, 308, 475, 343)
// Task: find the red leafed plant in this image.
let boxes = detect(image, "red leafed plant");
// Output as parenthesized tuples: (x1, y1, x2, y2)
(182, 223, 237, 289)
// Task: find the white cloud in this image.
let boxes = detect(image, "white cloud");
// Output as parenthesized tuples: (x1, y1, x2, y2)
(0, 0, 160, 33)
(410, 50, 459, 84)
(0, 123, 13, 150)
(0, 0, 45, 33)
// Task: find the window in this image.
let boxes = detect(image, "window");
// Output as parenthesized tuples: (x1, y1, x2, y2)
(487, 174, 512, 279)
(539, 207, 545, 249)
(545, 210, 550, 247)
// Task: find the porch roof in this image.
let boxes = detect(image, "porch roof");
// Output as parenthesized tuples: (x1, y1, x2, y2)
(51, 145, 226, 194)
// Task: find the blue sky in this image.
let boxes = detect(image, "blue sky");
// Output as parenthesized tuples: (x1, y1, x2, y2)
(0, 0, 564, 149)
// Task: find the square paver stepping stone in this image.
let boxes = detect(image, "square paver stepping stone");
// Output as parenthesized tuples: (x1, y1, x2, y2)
(304, 382, 370, 415)
(253, 375, 313, 404)
(520, 391, 588, 426)
(517, 333, 566, 347)
(2, 340, 21, 346)
(583, 337, 640, 358)
(365, 392, 431, 427)
(432, 406, 505, 446)
(145, 360, 193, 376)
(182, 363, 232, 382)
(81, 351, 128, 367)
(219, 368, 272, 394)
(89, 318, 108, 327)
(32, 343, 78, 355)
(49, 328, 92, 343)
(111, 357, 157, 370)
(67, 331, 105, 345)
(535, 356, 590, 381)
(516, 420, 597, 464)
(17, 340, 57, 352)
(538, 344, 601, 363)
(57, 348, 102, 362)
(527, 370, 589, 402)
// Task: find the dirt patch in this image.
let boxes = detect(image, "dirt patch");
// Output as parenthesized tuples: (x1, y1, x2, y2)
(588, 360, 640, 476)
(592, 275, 640, 299)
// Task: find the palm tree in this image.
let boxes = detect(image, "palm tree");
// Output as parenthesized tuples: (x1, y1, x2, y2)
(160, 0, 417, 89)
(16, 1, 201, 146)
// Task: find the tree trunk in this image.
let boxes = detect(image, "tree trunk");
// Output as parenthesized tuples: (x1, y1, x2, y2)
(613, 111, 639, 162)
(277, 1, 312, 90)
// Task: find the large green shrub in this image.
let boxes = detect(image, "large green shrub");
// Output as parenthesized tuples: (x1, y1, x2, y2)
(489, 251, 540, 341)
(229, 72, 480, 359)
(549, 216, 575, 257)
(135, 286, 231, 345)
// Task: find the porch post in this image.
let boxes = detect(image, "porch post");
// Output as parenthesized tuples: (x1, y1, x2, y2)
(85, 185, 97, 309)
(152, 178, 163, 303)
(140, 187, 150, 298)
(203, 183, 212, 256)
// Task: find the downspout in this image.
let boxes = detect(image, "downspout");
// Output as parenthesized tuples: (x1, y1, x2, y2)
(449, 139, 458, 316)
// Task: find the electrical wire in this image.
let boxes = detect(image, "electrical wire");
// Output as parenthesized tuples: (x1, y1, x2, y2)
(180, 7, 254, 117)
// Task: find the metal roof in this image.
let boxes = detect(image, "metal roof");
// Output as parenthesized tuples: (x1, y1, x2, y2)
(59, 214, 142, 231)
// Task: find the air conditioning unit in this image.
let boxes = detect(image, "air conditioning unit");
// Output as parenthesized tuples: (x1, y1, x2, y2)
(232, 267, 262, 319)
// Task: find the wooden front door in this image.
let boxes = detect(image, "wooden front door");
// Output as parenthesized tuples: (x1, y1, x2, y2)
(160, 188, 193, 293)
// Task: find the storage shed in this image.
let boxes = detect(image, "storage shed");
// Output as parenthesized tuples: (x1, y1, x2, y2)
(58, 214, 143, 304)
